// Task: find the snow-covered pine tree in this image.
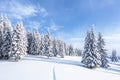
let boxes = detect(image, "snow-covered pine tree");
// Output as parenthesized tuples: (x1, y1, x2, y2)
(39, 35, 44, 56)
(29, 28, 41, 55)
(52, 39, 58, 57)
(44, 29, 52, 58)
(66, 45, 70, 56)
(20, 22, 28, 56)
(0, 16, 13, 59)
(75, 48, 82, 56)
(34, 28, 41, 55)
(97, 32, 108, 67)
(111, 49, 118, 62)
(82, 27, 101, 68)
(1, 16, 12, 59)
(81, 31, 90, 63)
(63, 42, 67, 56)
(27, 30, 33, 54)
(0, 15, 5, 58)
(68, 44, 74, 56)
(11, 21, 27, 61)
(58, 40, 65, 58)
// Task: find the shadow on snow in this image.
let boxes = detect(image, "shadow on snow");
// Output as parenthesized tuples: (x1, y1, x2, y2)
(23, 55, 82, 67)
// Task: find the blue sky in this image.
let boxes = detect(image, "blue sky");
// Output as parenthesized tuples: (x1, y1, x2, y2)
(0, 0, 120, 54)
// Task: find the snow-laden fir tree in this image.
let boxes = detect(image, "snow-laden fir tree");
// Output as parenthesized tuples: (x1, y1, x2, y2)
(63, 42, 67, 56)
(58, 40, 65, 58)
(82, 27, 101, 68)
(66, 45, 70, 56)
(21, 22, 28, 56)
(39, 35, 45, 56)
(111, 49, 118, 62)
(0, 16, 13, 59)
(75, 48, 82, 56)
(1, 16, 12, 59)
(29, 28, 41, 55)
(0, 15, 5, 58)
(68, 44, 74, 56)
(97, 32, 108, 67)
(52, 39, 58, 57)
(11, 21, 28, 61)
(29, 32, 34, 55)
(44, 29, 52, 58)
(27, 30, 33, 54)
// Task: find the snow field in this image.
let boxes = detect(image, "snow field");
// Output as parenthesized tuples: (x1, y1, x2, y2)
(0, 56, 120, 80)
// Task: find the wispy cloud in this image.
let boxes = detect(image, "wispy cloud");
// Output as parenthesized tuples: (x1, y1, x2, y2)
(88, 0, 116, 9)
(49, 21, 62, 31)
(0, 0, 48, 19)
(38, 6, 48, 17)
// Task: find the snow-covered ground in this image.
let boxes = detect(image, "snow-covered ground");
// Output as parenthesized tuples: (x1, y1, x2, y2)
(0, 55, 120, 80)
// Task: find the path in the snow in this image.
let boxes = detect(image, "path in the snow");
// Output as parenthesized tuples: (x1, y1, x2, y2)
(50, 66, 56, 80)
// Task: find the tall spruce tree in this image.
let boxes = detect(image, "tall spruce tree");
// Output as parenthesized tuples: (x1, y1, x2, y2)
(29, 28, 41, 55)
(58, 40, 65, 58)
(82, 27, 101, 68)
(68, 44, 74, 56)
(44, 29, 52, 58)
(11, 21, 27, 61)
(63, 42, 67, 56)
(0, 16, 12, 59)
(75, 48, 81, 56)
(1, 17, 12, 59)
(39, 35, 45, 56)
(27, 30, 33, 54)
(97, 32, 108, 67)
(0, 15, 5, 58)
(52, 39, 58, 57)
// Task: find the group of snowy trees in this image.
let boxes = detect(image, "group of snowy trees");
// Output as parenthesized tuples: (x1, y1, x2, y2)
(27, 28, 81, 58)
(82, 27, 108, 68)
(0, 16, 28, 61)
(0, 15, 81, 61)
(27, 28, 66, 58)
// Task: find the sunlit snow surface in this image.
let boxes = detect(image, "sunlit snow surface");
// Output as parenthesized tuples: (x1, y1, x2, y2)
(0, 55, 120, 80)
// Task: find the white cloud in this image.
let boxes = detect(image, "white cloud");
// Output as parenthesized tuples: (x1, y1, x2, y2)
(49, 21, 62, 31)
(39, 7, 48, 17)
(88, 0, 116, 9)
(0, 0, 48, 19)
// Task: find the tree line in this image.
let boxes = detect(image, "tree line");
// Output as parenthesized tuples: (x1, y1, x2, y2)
(0, 15, 81, 61)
